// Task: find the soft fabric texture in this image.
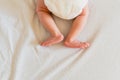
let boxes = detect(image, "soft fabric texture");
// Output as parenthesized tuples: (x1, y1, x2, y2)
(44, 0, 88, 19)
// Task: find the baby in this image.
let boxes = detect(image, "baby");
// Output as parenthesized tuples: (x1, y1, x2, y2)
(36, 0, 90, 48)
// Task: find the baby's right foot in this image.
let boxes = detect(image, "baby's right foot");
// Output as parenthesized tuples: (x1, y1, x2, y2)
(41, 35, 64, 46)
(64, 40, 90, 48)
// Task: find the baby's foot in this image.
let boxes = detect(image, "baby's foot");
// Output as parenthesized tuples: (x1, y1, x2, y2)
(41, 35, 64, 46)
(64, 40, 90, 48)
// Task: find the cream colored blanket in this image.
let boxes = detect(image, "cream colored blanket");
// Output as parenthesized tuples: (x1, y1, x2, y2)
(0, 0, 120, 80)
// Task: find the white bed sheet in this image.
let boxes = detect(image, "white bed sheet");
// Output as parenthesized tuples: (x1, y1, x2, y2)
(0, 0, 120, 80)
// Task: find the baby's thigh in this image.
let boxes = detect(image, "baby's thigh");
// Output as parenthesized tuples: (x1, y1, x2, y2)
(36, 0, 50, 12)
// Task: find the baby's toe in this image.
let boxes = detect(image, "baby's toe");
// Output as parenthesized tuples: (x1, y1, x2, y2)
(83, 42, 90, 48)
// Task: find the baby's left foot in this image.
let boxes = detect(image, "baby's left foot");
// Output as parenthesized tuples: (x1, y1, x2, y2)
(64, 40, 90, 48)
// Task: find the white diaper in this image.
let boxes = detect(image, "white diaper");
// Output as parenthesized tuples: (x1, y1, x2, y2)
(44, 0, 88, 19)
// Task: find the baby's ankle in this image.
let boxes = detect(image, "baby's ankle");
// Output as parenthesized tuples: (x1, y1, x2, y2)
(54, 34, 64, 41)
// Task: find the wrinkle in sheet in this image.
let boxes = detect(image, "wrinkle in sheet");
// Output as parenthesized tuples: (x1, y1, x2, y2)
(32, 50, 81, 80)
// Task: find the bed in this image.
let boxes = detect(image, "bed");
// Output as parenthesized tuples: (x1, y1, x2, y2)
(0, 0, 120, 80)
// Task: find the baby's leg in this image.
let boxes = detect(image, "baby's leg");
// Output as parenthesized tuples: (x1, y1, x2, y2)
(64, 5, 90, 48)
(36, 0, 64, 46)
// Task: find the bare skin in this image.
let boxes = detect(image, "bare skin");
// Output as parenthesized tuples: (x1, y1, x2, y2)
(36, 0, 90, 48)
